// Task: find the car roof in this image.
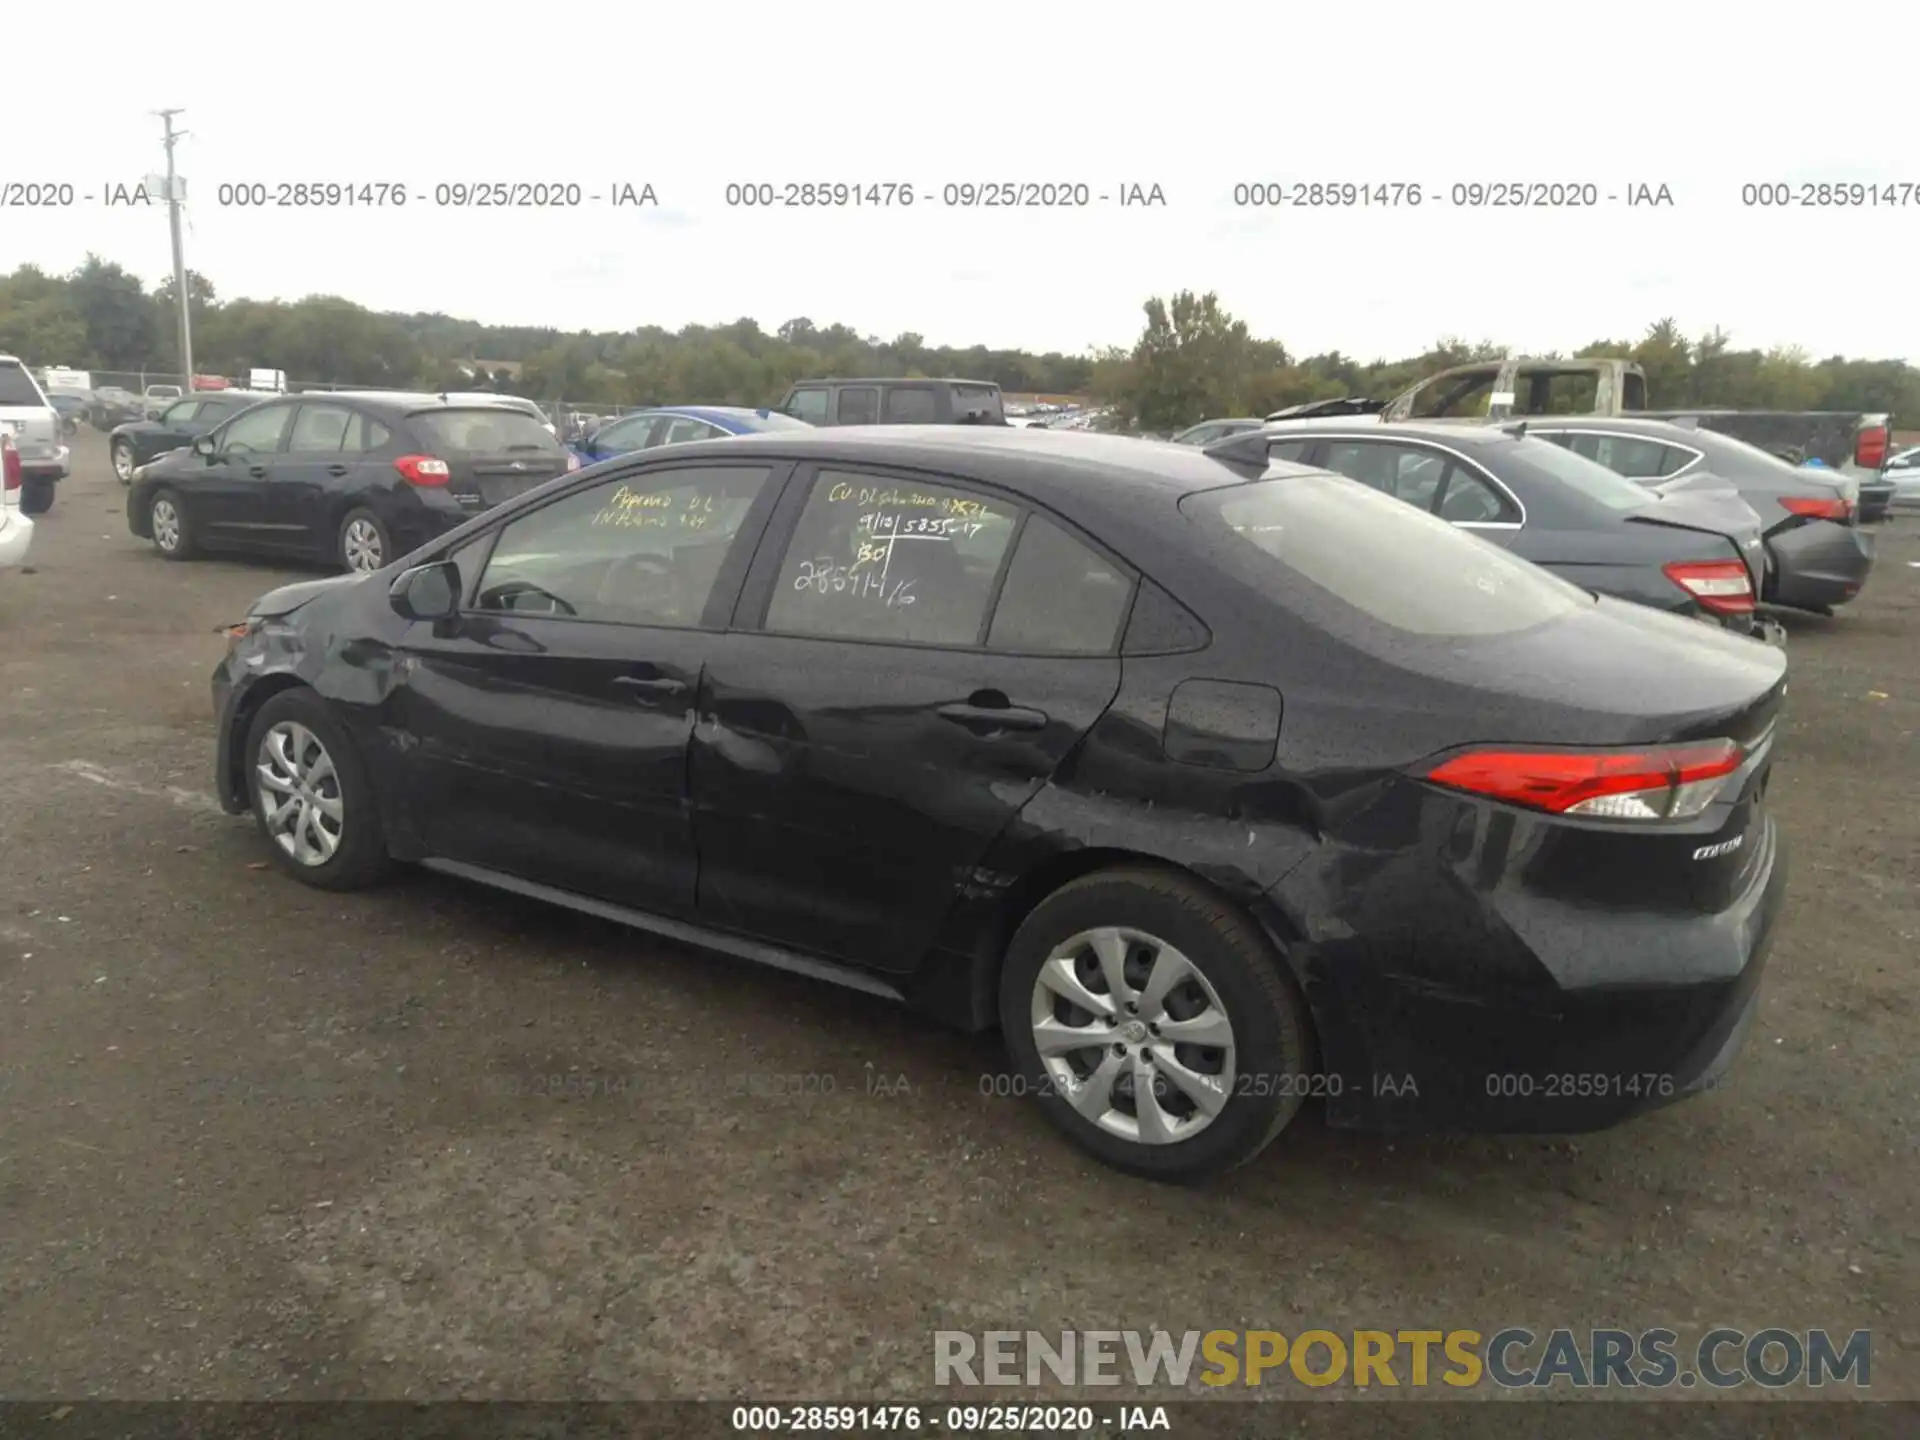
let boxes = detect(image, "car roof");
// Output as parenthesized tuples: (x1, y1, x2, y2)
(280, 390, 540, 415)
(785, 377, 1000, 387)
(639, 405, 785, 427)
(1260, 419, 1537, 448)
(674, 424, 1248, 507)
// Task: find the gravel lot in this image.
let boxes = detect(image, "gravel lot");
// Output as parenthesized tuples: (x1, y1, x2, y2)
(1, 433, 1916, 1406)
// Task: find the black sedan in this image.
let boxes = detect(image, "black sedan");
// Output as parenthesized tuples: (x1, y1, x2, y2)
(109, 390, 280, 482)
(210, 427, 1787, 1180)
(90, 386, 146, 430)
(128, 391, 577, 573)
(1214, 421, 1779, 641)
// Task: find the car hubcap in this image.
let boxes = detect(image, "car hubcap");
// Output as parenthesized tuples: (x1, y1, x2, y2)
(256, 721, 344, 866)
(343, 519, 383, 572)
(1029, 926, 1237, 1145)
(151, 500, 180, 551)
(114, 446, 132, 480)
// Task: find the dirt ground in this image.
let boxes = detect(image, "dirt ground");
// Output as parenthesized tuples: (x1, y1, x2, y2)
(1, 433, 1915, 1406)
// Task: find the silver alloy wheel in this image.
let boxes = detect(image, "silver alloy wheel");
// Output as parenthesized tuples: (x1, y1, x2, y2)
(113, 443, 134, 482)
(150, 498, 181, 553)
(342, 517, 383, 572)
(255, 720, 345, 866)
(1029, 926, 1237, 1145)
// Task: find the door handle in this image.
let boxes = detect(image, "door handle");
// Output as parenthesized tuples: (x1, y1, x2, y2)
(326, 463, 349, 477)
(248, 465, 268, 478)
(937, 702, 1049, 732)
(613, 675, 689, 698)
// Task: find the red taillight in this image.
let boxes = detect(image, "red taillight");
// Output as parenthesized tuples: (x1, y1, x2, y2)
(2, 438, 19, 492)
(394, 454, 450, 486)
(1425, 740, 1744, 820)
(1663, 559, 1754, 615)
(1855, 424, 1888, 470)
(1780, 495, 1851, 522)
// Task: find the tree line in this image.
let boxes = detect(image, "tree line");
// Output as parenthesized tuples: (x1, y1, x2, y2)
(3, 257, 1913, 425)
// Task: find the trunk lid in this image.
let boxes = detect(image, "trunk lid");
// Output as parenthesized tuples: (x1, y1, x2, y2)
(1635, 475, 1770, 594)
(405, 407, 572, 509)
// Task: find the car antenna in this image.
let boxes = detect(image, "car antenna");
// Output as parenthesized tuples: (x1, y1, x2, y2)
(1502, 419, 1528, 437)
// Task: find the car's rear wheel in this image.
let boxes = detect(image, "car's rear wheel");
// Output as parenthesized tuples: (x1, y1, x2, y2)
(244, 688, 393, 891)
(148, 489, 195, 560)
(338, 508, 390, 574)
(112, 440, 136, 483)
(19, 478, 54, 515)
(999, 867, 1313, 1181)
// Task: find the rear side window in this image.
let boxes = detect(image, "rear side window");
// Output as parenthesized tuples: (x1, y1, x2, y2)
(1502, 437, 1652, 511)
(837, 388, 879, 424)
(1555, 432, 1686, 479)
(987, 514, 1132, 654)
(1182, 475, 1587, 638)
(0, 363, 46, 406)
(884, 387, 939, 422)
(288, 404, 355, 452)
(409, 408, 561, 454)
(953, 384, 1004, 421)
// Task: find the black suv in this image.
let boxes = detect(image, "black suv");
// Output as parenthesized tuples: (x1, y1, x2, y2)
(777, 377, 1005, 426)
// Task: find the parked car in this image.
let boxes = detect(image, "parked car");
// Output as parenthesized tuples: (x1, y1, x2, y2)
(127, 390, 578, 573)
(778, 377, 1006, 426)
(1884, 446, 1920, 512)
(1517, 417, 1878, 615)
(1205, 421, 1780, 641)
(1170, 418, 1264, 446)
(91, 387, 145, 430)
(208, 425, 1786, 1180)
(142, 383, 183, 416)
(0, 355, 69, 516)
(110, 390, 281, 482)
(0, 429, 33, 570)
(47, 391, 89, 436)
(571, 405, 812, 464)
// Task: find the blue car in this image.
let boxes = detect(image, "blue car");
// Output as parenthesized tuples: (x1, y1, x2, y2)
(570, 405, 811, 464)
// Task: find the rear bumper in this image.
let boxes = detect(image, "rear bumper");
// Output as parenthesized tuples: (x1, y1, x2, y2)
(20, 448, 69, 480)
(1766, 519, 1874, 609)
(1274, 809, 1787, 1135)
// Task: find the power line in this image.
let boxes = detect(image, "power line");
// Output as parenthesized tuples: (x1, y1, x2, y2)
(155, 109, 193, 386)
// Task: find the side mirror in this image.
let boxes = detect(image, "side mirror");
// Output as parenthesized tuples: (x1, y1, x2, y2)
(389, 560, 462, 621)
(193, 434, 217, 456)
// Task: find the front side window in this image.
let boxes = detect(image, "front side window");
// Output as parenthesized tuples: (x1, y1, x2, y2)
(595, 414, 661, 453)
(785, 387, 830, 423)
(219, 404, 294, 454)
(765, 470, 1017, 645)
(160, 400, 203, 426)
(1182, 475, 1587, 638)
(474, 465, 774, 626)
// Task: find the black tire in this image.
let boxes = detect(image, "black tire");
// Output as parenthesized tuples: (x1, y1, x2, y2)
(19, 477, 54, 515)
(337, 507, 392, 574)
(243, 687, 394, 892)
(998, 866, 1313, 1181)
(147, 488, 196, 560)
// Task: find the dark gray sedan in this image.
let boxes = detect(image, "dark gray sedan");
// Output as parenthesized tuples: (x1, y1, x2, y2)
(1519, 417, 1876, 615)
(1205, 420, 1779, 641)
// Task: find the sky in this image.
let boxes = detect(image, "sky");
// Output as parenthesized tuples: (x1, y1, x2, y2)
(6, 0, 1918, 365)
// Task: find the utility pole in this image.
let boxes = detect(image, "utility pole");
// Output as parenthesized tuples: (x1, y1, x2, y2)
(156, 109, 193, 388)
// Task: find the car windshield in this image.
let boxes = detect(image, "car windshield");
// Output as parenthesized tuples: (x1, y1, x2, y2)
(409, 408, 564, 453)
(1182, 474, 1589, 638)
(0, 364, 45, 406)
(1501, 436, 1655, 511)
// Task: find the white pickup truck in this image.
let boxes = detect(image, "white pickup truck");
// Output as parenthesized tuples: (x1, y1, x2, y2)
(0, 354, 70, 515)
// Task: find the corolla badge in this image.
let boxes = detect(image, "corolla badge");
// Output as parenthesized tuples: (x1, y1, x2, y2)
(1692, 835, 1745, 861)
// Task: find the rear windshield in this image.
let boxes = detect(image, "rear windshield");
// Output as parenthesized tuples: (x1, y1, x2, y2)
(743, 410, 812, 431)
(953, 384, 1004, 419)
(0, 364, 46, 406)
(1501, 437, 1654, 511)
(1182, 474, 1588, 637)
(409, 408, 563, 453)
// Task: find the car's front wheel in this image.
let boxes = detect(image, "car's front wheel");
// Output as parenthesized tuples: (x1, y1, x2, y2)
(244, 688, 393, 891)
(148, 489, 196, 560)
(999, 866, 1314, 1181)
(112, 440, 137, 483)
